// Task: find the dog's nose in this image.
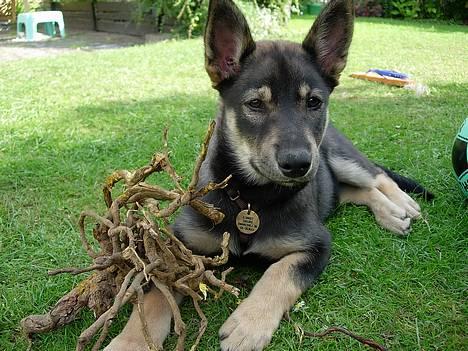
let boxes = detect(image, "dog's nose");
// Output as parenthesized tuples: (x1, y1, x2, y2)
(277, 150, 312, 178)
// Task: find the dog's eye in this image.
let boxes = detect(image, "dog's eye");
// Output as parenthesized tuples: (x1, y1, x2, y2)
(247, 99, 264, 110)
(306, 96, 322, 110)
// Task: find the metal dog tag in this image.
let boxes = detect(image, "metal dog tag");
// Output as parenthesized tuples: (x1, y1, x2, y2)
(235, 206, 260, 235)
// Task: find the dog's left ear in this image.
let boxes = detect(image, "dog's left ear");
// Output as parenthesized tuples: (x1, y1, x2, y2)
(302, 0, 354, 87)
(204, 0, 256, 87)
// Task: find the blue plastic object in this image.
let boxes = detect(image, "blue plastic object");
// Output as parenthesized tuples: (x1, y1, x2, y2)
(368, 69, 409, 80)
(17, 11, 65, 41)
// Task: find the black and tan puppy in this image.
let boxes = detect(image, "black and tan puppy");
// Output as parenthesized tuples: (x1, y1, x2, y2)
(106, 0, 432, 350)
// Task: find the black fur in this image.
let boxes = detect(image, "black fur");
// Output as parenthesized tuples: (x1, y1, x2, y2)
(172, 1, 432, 349)
(378, 164, 435, 200)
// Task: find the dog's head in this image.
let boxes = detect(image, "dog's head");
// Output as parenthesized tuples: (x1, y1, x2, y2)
(205, 0, 354, 186)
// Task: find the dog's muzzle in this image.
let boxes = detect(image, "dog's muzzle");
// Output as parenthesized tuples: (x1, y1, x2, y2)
(277, 149, 312, 178)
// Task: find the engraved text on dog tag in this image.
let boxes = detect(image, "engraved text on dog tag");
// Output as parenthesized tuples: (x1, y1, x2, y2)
(236, 208, 260, 234)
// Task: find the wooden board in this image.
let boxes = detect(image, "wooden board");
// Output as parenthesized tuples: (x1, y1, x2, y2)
(94, 2, 156, 36)
(55, 1, 94, 31)
(96, 18, 155, 36)
(350, 72, 414, 87)
(52, 1, 157, 35)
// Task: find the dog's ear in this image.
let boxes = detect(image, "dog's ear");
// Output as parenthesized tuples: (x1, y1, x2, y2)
(204, 0, 256, 87)
(302, 0, 354, 87)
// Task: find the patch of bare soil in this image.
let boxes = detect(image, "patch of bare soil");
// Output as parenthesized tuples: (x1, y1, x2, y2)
(0, 28, 147, 62)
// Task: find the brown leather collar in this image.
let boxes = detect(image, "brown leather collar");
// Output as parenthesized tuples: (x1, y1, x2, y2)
(225, 187, 259, 245)
(225, 187, 248, 210)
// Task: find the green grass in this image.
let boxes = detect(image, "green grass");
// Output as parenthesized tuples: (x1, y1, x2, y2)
(1, 16, 467, 351)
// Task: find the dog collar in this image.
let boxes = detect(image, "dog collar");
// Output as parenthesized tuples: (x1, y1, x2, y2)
(225, 188, 260, 235)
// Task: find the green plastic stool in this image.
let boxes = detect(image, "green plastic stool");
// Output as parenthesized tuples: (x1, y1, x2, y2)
(17, 11, 65, 41)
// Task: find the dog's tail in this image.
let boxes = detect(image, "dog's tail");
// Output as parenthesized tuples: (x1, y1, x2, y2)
(377, 164, 435, 201)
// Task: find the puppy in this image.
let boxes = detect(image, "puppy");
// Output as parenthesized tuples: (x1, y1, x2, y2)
(106, 1, 432, 350)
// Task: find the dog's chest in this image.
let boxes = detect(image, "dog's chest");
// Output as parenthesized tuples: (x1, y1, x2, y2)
(211, 191, 316, 259)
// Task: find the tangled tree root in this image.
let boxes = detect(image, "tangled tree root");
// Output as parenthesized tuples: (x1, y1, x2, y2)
(21, 121, 239, 351)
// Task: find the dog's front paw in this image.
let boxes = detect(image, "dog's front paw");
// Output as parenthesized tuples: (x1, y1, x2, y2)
(103, 334, 162, 351)
(219, 300, 280, 351)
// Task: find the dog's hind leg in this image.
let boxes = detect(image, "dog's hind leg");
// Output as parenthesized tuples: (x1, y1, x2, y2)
(374, 172, 422, 218)
(339, 184, 413, 235)
(104, 288, 183, 351)
(330, 156, 422, 234)
(323, 125, 422, 233)
(331, 155, 422, 217)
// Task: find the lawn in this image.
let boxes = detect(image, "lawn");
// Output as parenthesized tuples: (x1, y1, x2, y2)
(0, 15, 467, 351)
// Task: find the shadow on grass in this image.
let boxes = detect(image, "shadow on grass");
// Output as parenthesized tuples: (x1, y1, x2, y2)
(0, 93, 219, 214)
(0, 30, 144, 48)
(1, 82, 465, 197)
(0, 29, 145, 62)
(356, 17, 468, 34)
(294, 15, 468, 34)
(1, 82, 466, 351)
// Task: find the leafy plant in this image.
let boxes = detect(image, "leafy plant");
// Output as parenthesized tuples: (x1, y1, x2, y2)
(0, 0, 13, 16)
(14, 0, 44, 13)
(390, 0, 421, 18)
(421, 0, 440, 17)
(134, 0, 205, 38)
(237, 0, 283, 38)
(439, 0, 467, 22)
(355, 0, 384, 17)
(134, 0, 298, 38)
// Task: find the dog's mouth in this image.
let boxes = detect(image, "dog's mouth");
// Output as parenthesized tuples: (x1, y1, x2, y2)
(250, 160, 311, 186)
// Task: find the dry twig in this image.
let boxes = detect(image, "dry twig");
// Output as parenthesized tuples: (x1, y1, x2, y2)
(285, 313, 388, 351)
(21, 121, 239, 351)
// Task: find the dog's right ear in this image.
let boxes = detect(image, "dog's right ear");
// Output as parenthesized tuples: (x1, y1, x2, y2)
(204, 0, 255, 87)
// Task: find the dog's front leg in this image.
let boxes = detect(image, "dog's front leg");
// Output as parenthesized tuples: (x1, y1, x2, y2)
(104, 287, 183, 351)
(220, 243, 330, 351)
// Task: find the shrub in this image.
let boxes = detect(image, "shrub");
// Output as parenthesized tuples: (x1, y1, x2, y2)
(439, 0, 467, 22)
(135, 0, 298, 38)
(355, 0, 466, 21)
(390, 0, 421, 18)
(15, 0, 45, 13)
(237, 1, 283, 38)
(355, 0, 384, 17)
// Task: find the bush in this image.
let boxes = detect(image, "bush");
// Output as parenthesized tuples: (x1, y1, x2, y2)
(355, 0, 467, 21)
(237, 1, 284, 38)
(135, 0, 298, 38)
(389, 0, 421, 18)
(439, 0, 467, 22)
(15, 0, 46, 13)
(355, 0, 384, 17)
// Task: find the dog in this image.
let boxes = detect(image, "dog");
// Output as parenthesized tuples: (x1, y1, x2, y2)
(106, 0, 432, 350)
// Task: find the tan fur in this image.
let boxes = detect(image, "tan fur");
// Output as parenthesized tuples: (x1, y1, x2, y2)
(299, 83, 324, 103)
(299, 82, 311, 99)
(330, 157, 378, 188)
(376, 173, 421, 218)
(257, 86, 272, 103)
(339, 173, 421, 235)
(225, 108, 268, 184)
(104, 288, 183, 351)
(219, 252, 306, 351)
(244, 235, 309, 260)
(243, 86, 275, 117)
(177, 226, 223, 255)
(340, 185, 409, 234)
